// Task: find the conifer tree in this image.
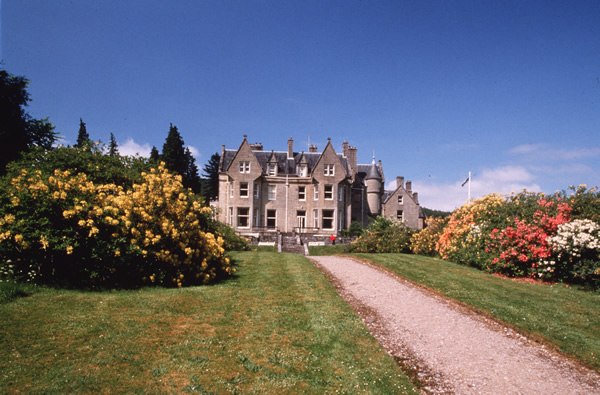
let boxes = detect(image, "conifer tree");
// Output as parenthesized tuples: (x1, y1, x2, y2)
(202, 152, 220, 202)
(161, 123, 187, 175)
(75, 118, 91, 147)
(150, 146, 160, 163)
(184, 147, 202, 193)
(108, 132, 119, 156)
(0, 68, 57, 173)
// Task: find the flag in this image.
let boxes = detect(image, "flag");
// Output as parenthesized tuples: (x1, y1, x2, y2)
(461, 175, 470, 187)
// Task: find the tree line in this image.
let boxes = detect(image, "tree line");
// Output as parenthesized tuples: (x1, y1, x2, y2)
(1, 67, 219, 203)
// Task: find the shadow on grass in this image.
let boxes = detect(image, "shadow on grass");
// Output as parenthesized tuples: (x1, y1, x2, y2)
(0, 282, 39, 304)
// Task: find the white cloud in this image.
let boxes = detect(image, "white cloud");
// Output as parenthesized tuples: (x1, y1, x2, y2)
(409, 165, 541, 212)
(119, 138, 152, 157)
(186, 145, 199, 158)
(510, 144, 600, 160)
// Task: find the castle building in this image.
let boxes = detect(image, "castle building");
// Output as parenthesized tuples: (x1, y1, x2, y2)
(215, 135, 424, 237)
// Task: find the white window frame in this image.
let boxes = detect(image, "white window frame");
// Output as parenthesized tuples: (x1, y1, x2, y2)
(239, 182, 249, 198)
(267, 163, 277, 176)
(313, 209, 319, 228)
(237, 207, 250, 228)
(253, 208, 260, 227)
(266, 209, 277, 228)
(314, 184, 319, 200)
(239, 161, 250, 173)
(322, 209, 335, 230)
(324, 164, 335, 176)
(324, 184, 333, 200)
(268, 184, 277, 201)
(397, 210, 404, 221)
(338, 186, 344, 202)
(298, 164, 308, 177)
(298, 186, 306, 201)
(229, 181, 234, 198)
(398, 195, 403, 204)
(228, 207, 233, 226)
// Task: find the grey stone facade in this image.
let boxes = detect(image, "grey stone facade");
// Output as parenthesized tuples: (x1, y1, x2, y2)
(214, 136, 424, 236)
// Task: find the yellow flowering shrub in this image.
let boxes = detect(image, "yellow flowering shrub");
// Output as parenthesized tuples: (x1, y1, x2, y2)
(410, 216, 448, 256)
(0, 161, 234, 288)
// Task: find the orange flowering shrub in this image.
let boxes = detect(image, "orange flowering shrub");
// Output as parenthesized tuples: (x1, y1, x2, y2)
(436, 194, 505, 266)
(0, 162, 234, 288)
(410, 216, 448, 256)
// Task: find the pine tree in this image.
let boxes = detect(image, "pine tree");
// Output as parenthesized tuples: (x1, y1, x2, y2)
(150, 146, 160, 163)
(0, 68, 57, 173)
(108, 132, 119, 156)
(202, 152, 220, 202)
(75, 118, 91, 148)
(184, 147, 202, 193)
(161, 123, 187, 175)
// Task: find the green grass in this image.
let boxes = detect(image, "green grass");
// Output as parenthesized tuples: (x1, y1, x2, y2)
(354, 253, 600, 371)
(0, 252, 417, 393)
(308, 244, 348, 256)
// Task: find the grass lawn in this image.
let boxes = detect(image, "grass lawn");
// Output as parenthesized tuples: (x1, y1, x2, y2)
(352, 252, 600, 371)
(0, 251, 417, 393)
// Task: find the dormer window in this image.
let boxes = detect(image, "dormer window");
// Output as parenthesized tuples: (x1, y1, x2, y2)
(297, 164, 308, 177)
(267, 163, 277, 176)
(324, 164, 335, 176)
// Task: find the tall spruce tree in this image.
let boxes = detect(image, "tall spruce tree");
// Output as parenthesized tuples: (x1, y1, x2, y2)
(108, 132, 119, 156)
(184, 147, 202, 193)
(202, 152, 220, 202)
(149, 146, 160, 163)
(0, 68, 57, 173)
(75, 118, 91, 147)
(161, 123, 187, 175)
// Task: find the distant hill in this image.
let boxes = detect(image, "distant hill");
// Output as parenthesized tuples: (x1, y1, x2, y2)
(422, 207, 452, 218)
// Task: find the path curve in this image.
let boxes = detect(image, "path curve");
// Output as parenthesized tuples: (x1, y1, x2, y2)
(310, 256, 600, 394)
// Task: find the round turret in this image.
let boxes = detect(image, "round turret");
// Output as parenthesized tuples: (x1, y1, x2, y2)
(366, 157, 381, 215)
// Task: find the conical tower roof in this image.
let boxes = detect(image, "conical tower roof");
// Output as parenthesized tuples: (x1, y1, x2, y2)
(366, 156, 381, 180)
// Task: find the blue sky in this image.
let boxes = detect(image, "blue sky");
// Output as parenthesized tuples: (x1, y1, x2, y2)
(2, 0, 599, 211)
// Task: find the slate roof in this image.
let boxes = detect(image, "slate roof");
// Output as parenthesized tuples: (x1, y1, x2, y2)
(221, 149, 351, 177)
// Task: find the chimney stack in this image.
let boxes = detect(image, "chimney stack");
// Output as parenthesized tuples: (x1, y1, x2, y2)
(309, 144, 318, 153)
(348, 146, 358, 176)
(288, 137, 294, 159)
(406, 181, 412, 194)
(413, 192, 419, 204)
(396, 176, 404, 189)
(342, 140, 349, 157)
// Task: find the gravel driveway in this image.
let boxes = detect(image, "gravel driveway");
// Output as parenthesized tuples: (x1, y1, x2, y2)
(310, 256, 600, 394)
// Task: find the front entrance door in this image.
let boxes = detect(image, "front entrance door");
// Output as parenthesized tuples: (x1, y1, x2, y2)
(296, 210, 306, 232)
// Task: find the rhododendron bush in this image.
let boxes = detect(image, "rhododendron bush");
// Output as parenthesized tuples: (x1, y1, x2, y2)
(0, 147, 238, 288)
(425, 188, 600, 287)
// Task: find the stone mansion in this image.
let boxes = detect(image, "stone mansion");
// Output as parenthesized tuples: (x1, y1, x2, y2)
(215, 135, 425, 237)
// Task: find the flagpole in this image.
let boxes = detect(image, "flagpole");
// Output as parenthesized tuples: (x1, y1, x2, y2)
(468, 171, 471, 204)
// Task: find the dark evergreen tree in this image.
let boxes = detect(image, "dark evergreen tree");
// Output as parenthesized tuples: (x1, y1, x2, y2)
(184, 147, 202, 193)
(0, 68, 57, 174)
(161, 123, 187, 175)
(75, 118, 91, 148)
(202, 152, 220, 202)
(150, 146, 160, 163)
(108, 132, 119, 156)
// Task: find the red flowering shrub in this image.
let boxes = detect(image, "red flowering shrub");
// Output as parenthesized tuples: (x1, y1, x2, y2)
(485, 199, 571, 278)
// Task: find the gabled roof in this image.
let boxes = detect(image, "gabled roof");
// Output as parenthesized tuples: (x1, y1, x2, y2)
(221, 147, 350, 177)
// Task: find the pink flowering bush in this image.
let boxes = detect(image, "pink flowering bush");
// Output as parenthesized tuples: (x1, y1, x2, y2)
(485, 199, 571, 278)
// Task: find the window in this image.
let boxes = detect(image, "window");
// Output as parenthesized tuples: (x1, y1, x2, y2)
(239, 161, 250, 173)
(267, 209, 277, 228)
(239, 182, 249, 197)
(322, 209, 334, 230)
(397, 210, 404, 221)
(324, 185, 333, 200)
(267, 163, 277, 176)
(324, 164, 335, 176)
(298, 186, 306, 200)
(338, 209, 344, 230)
(229, 181, 234, 198)
(313, 209, 319, 228)
(314, 185, 319, 200)
(338, 186, 344, 202)
(254, 183, 260, 199)
(268, 185, 276, 200)
(297, 164, 308, 177)
(237, 208, 250, 228)
(398, 195, 403, 204)
(253, 208, 259, 227)
(228, 207, 233, 226)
